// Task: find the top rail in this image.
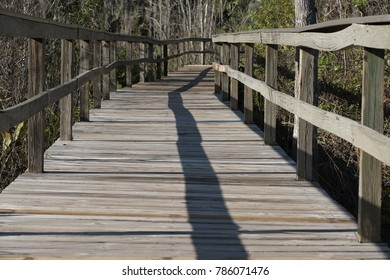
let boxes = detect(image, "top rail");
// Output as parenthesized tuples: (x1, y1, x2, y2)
(0, 8, 210, 44)
(212, 15, 390, 244)
(213, 15, 390, 51)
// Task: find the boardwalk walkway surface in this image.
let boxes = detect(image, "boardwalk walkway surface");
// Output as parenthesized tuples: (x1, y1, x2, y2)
(0, 65, 389, 259)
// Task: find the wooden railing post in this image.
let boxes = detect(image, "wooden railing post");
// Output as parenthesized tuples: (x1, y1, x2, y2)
(140, 42, 145, 83)
(264, 44, 278, 145)
(297, 47, 316, 181)
(202, 40, 206, 65)
(80, 39, 90, 121)
(148, 43, 154, 81)
(126, 41, 132, 87)
(163, 44, 168, 76)
(244, 43, 254, 124)
(221, 43, 230, 101)
(214, 43, 221, 94)
(109, 41, 117, 92)
(60, 39, 73, 141)
(156, 44, 162, 79)
(184, 41, 188, 65)
(230, 43, 239, 110)
(28, 38, 45, 173)
(93, 40, 102, 108)
(179, 42, 183, 67)
(102, 41, 110, 100)
(358, 47, 384, 243)
(175, 43, 179, 71)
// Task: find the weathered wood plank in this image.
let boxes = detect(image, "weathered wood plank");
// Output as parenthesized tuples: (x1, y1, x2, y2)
(92, 40, 102, 108)
(109, 41, 117, 92)
(358, 48, 384, 243)
(212, 63, 390, 167)
(230, 43, 239, 110)
(60, 39, 73, 141)
(28, 38, 45, 173)
(221, 43, 230, 101)
(297, 47, 316, 181)
(264, 44, 278, 144)
(1, 66, 389, 260)
(213, 24, 390, 51)
(244, 43, 254, 124)
(126, 42, 133, 87)
(102, 41, 110, 100)
(79, 40, 90, 121)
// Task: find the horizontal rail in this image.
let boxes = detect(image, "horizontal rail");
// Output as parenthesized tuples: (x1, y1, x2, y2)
(213, 62, 390, 166)
(0, 49, 209, 132)
(0, 8, 211, 44)
(213, 17, 390, 51)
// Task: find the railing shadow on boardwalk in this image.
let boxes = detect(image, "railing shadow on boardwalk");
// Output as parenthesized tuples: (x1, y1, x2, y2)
(167, 67, 248, 259)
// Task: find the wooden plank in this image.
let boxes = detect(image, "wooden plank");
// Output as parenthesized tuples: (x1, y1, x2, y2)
(147, 43, 154, 82)
(230, 44, 239, 110)
(212, 24, 390, 51)
(92, 40, 102, 108)
(358, 48, 384, 243)
(213, 63, 390, 167)
(297, 47, 316, 181)
(156, 44, 162, 79)
(60, 39, 73, 141)
(126, 42, 133, 87)
(102, 41, 110, 100)
(2, 66, 389, 260)
(163, 44, 168, 76)
(264, 44, 278, 144)
(244, 43, 254, 124)
(214, 43, 221, 94)
(221, 43, 230, 101)
(28, 38, 45, 173)
(79, 40, 90, 121)
(140, 43, 145, 83)
(109, 41, 117, 92)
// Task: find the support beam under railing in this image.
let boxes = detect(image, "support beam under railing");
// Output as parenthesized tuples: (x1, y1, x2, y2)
(230, 43, 239, 111)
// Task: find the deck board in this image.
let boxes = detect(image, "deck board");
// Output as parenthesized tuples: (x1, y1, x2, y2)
(0, 65, 389, 259)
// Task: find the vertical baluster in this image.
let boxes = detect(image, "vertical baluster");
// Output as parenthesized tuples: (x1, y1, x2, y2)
(28, 38, 45, 173)
(60, 39, 73, 140)
(244, 43, 254, 124)
(358, 47, 384, 243)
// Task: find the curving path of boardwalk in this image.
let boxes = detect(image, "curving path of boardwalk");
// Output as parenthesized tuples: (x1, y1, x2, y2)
(0, 65, 389, 259)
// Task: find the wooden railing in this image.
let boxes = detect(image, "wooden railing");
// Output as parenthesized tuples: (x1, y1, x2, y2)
(212, 16, 390, 243)
(0, 9, 212, 171)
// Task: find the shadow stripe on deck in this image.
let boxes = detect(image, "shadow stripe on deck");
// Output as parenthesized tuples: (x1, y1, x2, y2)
(0, 65, 389, 259)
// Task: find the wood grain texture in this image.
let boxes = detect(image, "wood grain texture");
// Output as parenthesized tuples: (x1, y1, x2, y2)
(297, 48, 316, 181)
(126, 42, 133, 87)
(264, 44, 278, 145)
(358, 48, 384, 243)
(93, 40, 102, 108)
(1, 65, 388, 260)
(221, 43, 230, 101)
(213, 24, 390, 51)
(230, 44, 239, 111)
(60, 39, 73, 141)
(28, 38, 45, 173)
(109, 41, 117, 92)
(102, 41, 110, 100)
(244, 44, 254, 124)
(79, 40, 90, 121)
(213, 63, 390, 167)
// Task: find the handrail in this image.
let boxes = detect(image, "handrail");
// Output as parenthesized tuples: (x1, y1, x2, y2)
(212, 15, 389, 244)
(0, 8, 210, 44)
(0, 8, 213, 177)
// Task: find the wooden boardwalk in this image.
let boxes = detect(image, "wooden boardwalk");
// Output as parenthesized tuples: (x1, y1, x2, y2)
(0, 65, 389, 259)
